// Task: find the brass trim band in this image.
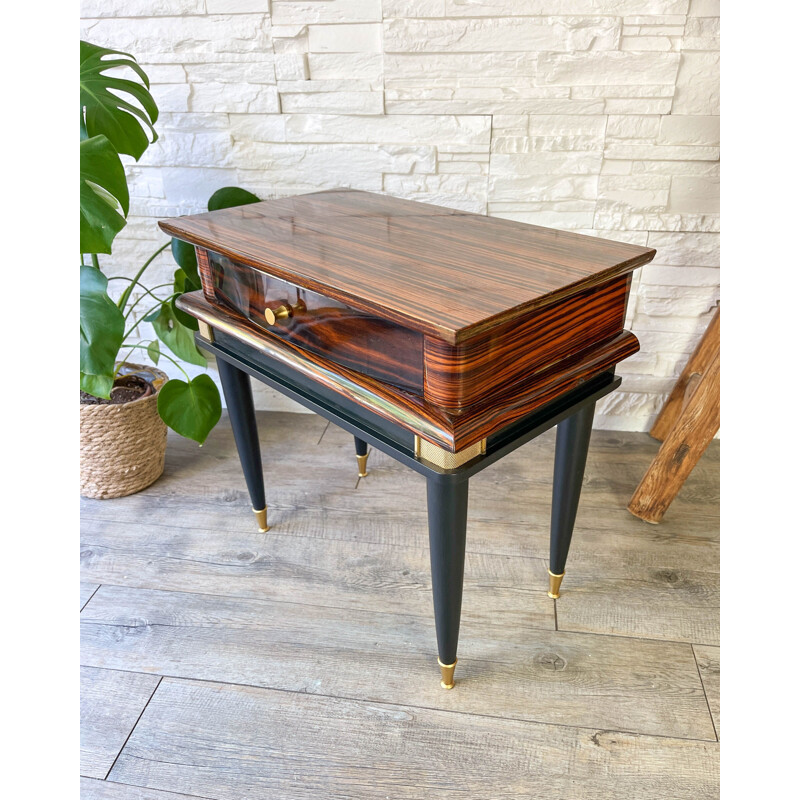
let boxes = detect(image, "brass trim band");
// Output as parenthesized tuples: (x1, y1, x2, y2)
(198, 320, 215, 341)
(415, 436, 486, 469)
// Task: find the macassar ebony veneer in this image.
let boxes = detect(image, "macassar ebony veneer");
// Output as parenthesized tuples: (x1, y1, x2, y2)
(161, 189, 655, 691)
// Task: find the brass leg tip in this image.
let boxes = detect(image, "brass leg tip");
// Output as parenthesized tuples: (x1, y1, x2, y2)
(438, 658, 457, 689)
(548, 569, 564, 599)
(356, 453, 369, 478)
(252, 507, 270, 533)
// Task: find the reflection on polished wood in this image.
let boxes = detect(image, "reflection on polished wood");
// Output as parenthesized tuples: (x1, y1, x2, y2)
(167, 190, 654, 454)
(162, 189, 655, 344)
(178, 291, 639, 452)
(207, 251, 425, 394)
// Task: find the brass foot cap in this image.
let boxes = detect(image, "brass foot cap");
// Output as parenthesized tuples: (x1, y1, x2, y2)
(548, 569, 564, 599)
(253, 507, 270, 533)
(356, 453, 369, 478)
(438, 658, 457, 690)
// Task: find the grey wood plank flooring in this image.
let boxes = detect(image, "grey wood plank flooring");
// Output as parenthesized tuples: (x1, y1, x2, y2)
(80, 666, 160, 779)
(79, 516, 557, 630)
(107, 678, 719, 800)
(553, 556, 719, 644)
(81, 777, 205, 800)
(80, 410, 720, 798)
(81, 582, 100, 611)
(81, 583, 715, 741)
(81, 415, 719, 645)
(693, 644, 720, 739)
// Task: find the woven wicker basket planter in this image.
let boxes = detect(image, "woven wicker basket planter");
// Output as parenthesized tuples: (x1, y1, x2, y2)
(80, 363, 169, 499)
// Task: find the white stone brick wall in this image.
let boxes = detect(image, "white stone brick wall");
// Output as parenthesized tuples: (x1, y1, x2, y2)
(81, 0, 720, 431)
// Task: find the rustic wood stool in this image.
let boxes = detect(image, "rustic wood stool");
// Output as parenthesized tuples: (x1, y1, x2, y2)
(628, 307, 720, 524)
(162, 189, 656, 688)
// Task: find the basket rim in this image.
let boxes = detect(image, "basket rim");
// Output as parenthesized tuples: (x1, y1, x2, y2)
(80, 362, 170, 410)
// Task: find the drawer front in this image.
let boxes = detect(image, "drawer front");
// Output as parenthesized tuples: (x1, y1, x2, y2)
(198, 249, 424, 394)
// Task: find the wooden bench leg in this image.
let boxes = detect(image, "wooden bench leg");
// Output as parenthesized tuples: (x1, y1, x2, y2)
(650, 309, 720, 442)
(628, 349, 719, 524)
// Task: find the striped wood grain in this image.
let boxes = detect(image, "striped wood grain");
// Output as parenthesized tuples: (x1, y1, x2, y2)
(160, 189, 655, 343)
(202, 248, 633, 412)
(207, 252, 425, 394)
(423, 274, 631, 408)
(179, 290, 638, 450)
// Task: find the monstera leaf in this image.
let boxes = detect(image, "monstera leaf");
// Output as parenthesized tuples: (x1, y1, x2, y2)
(171, 238, 199, 283)
(207, 186, 260, 212)
(80, 134, 130, 254)
(171, 268, 200, 331)
(80, 264, 125, 398)
(157, 375, 222, 444)
(168, 187, 260, 282)
(168, 186, 261, 326)
(80, 40, 158, 159)
(148, 301, 207, 367)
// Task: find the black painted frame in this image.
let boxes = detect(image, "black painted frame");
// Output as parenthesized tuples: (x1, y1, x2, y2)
(200, 331, 615, 685)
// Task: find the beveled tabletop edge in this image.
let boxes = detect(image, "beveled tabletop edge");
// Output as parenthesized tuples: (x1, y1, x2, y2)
(160, 189, 656, 345)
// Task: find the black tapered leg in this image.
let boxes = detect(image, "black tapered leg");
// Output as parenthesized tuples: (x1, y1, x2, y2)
(217, 357, 268, 531)
(354, 436, 369, 477)
(426, 473, 469, 688)
(548, 401, 595, 597)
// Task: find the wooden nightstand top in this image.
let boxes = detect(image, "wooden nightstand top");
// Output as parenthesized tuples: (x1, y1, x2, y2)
(160, 189, 655, 343)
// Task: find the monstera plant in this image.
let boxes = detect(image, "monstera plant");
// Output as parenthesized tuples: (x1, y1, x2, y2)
(80, 40, 260, 449)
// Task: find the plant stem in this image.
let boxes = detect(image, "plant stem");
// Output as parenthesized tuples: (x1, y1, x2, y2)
(122, 283, 175, 321)
(116, 342, 190, 381)
(91, 253, 100, 269)
(121, 295, 179, 341)
(117, 241, 170, 312)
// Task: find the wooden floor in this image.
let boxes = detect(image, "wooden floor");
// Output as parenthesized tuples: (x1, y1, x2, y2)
(81, 411, 720, 799)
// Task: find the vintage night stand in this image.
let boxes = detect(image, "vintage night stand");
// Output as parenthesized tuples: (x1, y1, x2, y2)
(161, 189, 655, 690)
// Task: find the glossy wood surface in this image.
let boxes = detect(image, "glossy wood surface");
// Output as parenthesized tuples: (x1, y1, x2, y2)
(160, 189, 655, 344)
(202, 249, 424, 393)
(199, 243, 633, 410)
(203, 247, 423, 394)
(178, 291, 638, 451)
(424, 274, 631, 409)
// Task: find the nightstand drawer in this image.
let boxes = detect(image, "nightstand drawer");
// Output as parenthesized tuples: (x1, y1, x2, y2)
(198, 248, 424, 394)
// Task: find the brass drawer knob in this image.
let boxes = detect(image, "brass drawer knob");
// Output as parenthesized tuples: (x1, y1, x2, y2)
(264, 304, 290, 325)
(264, 298, 306, 325)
